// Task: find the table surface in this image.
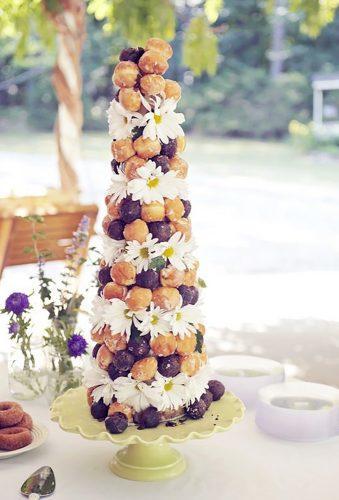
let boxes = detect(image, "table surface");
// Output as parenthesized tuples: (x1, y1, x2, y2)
(1, 363, 338, 500)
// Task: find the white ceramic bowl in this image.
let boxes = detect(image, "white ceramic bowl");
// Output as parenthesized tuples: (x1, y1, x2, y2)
(210, 355, 285, 408)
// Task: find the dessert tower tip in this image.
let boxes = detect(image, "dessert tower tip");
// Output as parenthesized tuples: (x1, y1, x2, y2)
(84, 37, 225, 434)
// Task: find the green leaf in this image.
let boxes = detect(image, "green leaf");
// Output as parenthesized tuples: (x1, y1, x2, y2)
(195, 330, 204, 353)
(198, 277, 207, 288)
(183, 15, 218, 76)
(149, 256, 166, 271)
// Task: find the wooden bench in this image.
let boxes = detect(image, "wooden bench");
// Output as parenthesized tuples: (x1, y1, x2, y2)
(0, 204, 98, 278)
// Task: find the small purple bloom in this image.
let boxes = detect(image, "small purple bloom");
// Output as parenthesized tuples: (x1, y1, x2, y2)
(67, 334, 88, 357)
(5, 293, 29, 316)
(9, 322, 19, 334)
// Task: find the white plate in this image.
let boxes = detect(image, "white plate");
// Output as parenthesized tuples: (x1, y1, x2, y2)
(0, 422, 48, 459)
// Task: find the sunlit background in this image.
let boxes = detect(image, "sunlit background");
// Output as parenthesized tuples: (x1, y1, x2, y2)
(1, 0, 339, 386)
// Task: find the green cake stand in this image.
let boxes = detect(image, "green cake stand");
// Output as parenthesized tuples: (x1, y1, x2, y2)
(51, 386, 244, 482)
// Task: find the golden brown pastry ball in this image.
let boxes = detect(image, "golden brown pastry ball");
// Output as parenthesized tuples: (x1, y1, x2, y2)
(138, 50, 169, 75)
(176, 334, 197, 355)
(91, 325, 105, 344)
(123, 218, 149, 243)
(160, 266, 185, 288)
(102, 214, 112, 234)
(145, 38, 173, 60)
(140, 74, 166, 96)
(111, 138, 135, 162)
(164, 197, 185, 222)
(131, 357, 158, 381)
(164, 79, 181, 100)
(119, 88, 141, 112)
(151, 333, 177, 357)
(176, 135, 186, 153)
(105, 194, 112, 206)
(180, 352, 200, 376)
(113, 61, 139, 88)
(133, 136, 161, 159)
(97, 344, 114, 370)
(125, 286, 152, 311)
(103, 282, 127, 301)
(169, 155, 188, 178)
(107, 201, 121, 219)
(141, 201, 165, 222)
(104, 329, 127, 353)
(152, 287, 180, 310)
(110, 261, 136, 286)
(124, 155, 145, 180)
(183, 267, 197, 287)
(172, 218, 191, 241)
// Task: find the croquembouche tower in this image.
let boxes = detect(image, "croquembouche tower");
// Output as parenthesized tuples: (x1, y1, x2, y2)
(84, 38, 225, 434)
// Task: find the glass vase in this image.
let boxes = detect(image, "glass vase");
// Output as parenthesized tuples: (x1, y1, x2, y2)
(8, 341, 48, 400)
(46, 350, 84, 404)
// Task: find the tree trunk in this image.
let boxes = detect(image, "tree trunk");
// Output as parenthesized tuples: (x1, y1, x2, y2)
(269, 0, 286, 80)
(48, 0, 86, 201)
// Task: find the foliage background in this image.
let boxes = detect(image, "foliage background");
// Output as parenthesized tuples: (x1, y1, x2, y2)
(1, 0, 339, 139)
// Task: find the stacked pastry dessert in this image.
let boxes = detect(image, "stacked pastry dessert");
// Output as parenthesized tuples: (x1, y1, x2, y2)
(84, 38, 225, 434)
(0, 402, 33, 451)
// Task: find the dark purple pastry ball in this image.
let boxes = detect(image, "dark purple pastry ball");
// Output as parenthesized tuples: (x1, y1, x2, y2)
(181, 199, 191, 218)
(148, 221, 171, 242)
(97, 285, 104, 297)
(186, 399, 207, 420)
(201, 390, 213, 409)
(120, 196, 141, 224)
(92, 343, 101, 359)
(139, 407, 160, 429)
(111, 159, 120, 174)
(119, 47, 144, 63)
(108, 363, 126, 381)
(127, 337, 150, 359)
(105, 412, 128, 434)
(208, 380, 225, 401)
(113, 350, 135, 372)
(91, 400, 108, 421)
(178, 285, 199, 306)
(98, 266, 112, 286)
(157, 354, 181, 377)
(107, 220, 124, 240)
(152, 155, 170, 173)
(160, 138, 177, 158)
(136, 269, 160, 291)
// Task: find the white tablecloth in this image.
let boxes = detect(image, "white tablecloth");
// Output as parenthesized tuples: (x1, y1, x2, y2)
(1, 361, 338, 500)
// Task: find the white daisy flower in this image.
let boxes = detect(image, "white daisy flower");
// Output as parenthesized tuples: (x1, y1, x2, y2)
(101, 235, 126, 266)
(107, 168, 128, 204)
(127, 160, 182, 204)
(83, 359, 115, 406)
(164, 298, 204, 339)
(134, 302, 170, 339)
(186, 366, 211, 404)
(90, 295, 110, 333)
(113, 375, 153, 412)
(148, 372, 189, 411)
(161, 231, 188, 271)
(124, 233, 163, 272)
(107, 99, 141, 140)
(104, 298, 134, 341)
(139, 95, 185, 144)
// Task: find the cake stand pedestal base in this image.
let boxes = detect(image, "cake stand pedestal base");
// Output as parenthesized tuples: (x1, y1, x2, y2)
(51, 387, 244, 482)
(110, 443, 186, 481)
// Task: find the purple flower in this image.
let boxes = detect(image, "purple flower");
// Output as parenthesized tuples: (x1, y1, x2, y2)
(5, 293, 29, 316)
(67, 334, 88, 357)
(9, 322, 19, 334)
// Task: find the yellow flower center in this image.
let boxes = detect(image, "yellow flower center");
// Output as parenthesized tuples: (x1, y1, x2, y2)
(154, 114, 162, 124)
(140, 247, 149, 259)
(175, 312, 182, 321)
(151, 314, 159, 325)
(164, 381, 173, 391)
(163, 247, 174, 258)
(147, 177, 159, 189)
(124, 309, 131, 319)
